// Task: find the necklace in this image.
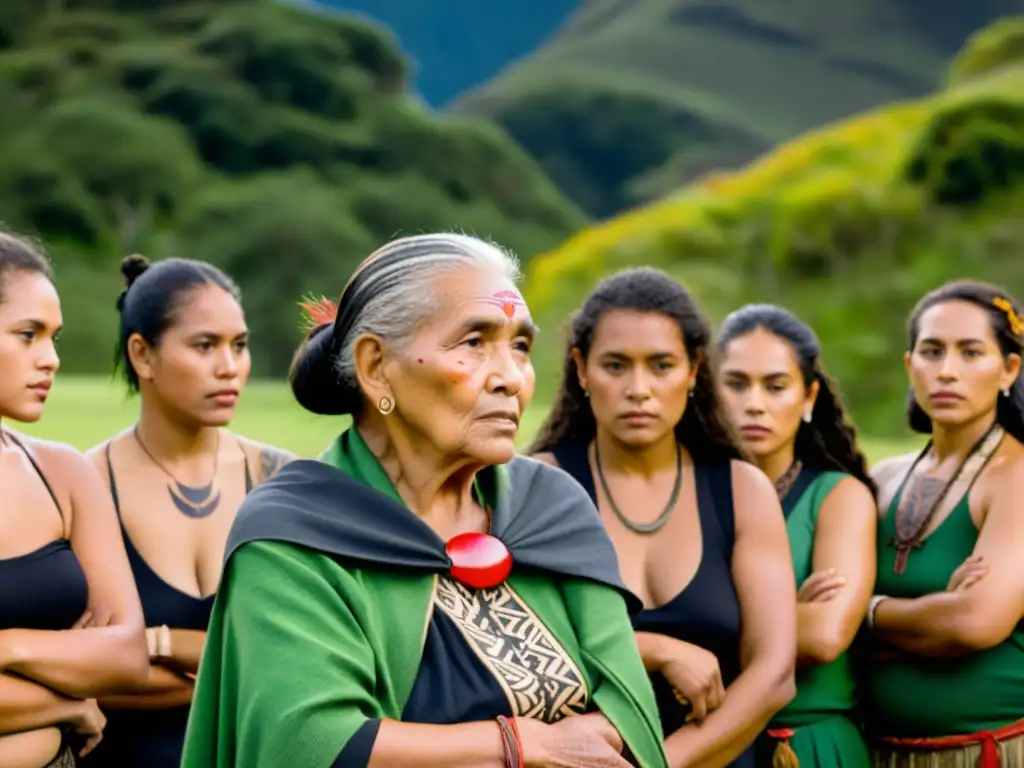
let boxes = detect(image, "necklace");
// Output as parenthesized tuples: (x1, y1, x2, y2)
(133, 426, 222, 519)
(593, 439, 683, 534)
(774, 460, 804, 500)
(890, 422, 1003, 574)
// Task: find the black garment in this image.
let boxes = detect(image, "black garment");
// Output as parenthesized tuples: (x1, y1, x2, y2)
(549, 441, 772, 768)
(0, 433, 88, 767)
(0, 432, 88, 632)
(80, 446, 252, 768)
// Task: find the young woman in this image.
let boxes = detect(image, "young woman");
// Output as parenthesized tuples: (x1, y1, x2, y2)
(530, 268, 797, 768)
(79, 255, 295, 768)
(866, 280, 1024, 766)
(715, 304, 876, 767)
(0, 231, 148, 768)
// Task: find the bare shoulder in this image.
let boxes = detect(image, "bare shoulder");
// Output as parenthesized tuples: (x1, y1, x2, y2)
(82, 428, 132, 479)
(870, 452, 915, 487)
(11, 429, 90, 474)
(820, 475, 877, 517)
(236, 435, 298, 485)
(529, 451, 560, 469)
(729, 458, 775, 498)
(7, 430, 107, 510)
(979, 437, 1024, 500)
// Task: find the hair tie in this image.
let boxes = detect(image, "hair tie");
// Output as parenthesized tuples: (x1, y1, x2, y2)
(298, 294, 339, 335)
(993, 297, 1023, 337)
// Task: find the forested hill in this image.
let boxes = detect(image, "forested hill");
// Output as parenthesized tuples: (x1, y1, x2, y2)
(451, 0, 1024, 218)
(309, 0, 578, 106)
(0, 0, 585, 376)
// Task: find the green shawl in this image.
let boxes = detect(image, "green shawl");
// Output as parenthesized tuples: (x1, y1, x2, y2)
(181, 429, 667, 768)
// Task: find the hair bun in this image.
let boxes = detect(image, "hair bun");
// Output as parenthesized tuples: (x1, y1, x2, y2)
(120, 254, 150, 287)
(288, 328, 358, 416)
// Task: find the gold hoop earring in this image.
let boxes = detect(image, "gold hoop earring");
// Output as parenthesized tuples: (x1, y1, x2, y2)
(378, 396, 394, 415)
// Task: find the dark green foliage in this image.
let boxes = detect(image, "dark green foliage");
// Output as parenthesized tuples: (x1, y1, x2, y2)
(0, 0, 584, 375)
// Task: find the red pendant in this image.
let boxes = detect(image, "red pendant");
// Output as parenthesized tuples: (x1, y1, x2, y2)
(446, 533, 512, 589)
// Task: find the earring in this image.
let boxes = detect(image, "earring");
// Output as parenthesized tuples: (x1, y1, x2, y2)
(688, 387, 695, 398)
(583, 389, 590, 398)
(803, 411, 812, 423)
(378, 396, 394, 415)
(1003, 388, 1011, 398)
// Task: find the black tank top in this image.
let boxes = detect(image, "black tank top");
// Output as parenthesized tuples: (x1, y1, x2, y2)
(549, 441, 770, 767)
(0, 432, 88, 632)
(81, 443, 253, 768)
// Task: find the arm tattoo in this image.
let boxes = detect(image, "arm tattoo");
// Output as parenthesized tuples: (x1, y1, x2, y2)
(258, 446, 292, 482)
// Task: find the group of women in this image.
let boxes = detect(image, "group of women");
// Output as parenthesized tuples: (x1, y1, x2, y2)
(0, 227, 1021, 768)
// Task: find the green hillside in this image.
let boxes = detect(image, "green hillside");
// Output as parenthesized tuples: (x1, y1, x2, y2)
(452, 0, 1023, 218)
(0, 0, 585, 377)
(523, 17, 1024, 437)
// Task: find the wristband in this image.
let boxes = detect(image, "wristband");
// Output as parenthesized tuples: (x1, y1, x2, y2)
(867, 595, 889, 630)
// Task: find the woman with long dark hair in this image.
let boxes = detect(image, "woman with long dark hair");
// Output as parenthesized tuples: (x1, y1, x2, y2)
(0, 231, 148, 768)
(865, 279, 1024, 765)
(530, 268, 797, 767)
(79, 255, 294, 768)
(715, 304, 876, 767)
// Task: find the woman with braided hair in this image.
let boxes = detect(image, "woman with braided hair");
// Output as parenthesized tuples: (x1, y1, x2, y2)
(864, 280, 1024, 767)
(530, 268, 797, 768)
(715, 304, 876, 767)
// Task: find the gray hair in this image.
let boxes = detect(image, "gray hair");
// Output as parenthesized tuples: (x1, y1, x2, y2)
(334, 233, 520, 388)
(289, 233, 521, 416)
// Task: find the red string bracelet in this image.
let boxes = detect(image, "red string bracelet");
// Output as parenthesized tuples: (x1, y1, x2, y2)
(496, 715, 523, 768)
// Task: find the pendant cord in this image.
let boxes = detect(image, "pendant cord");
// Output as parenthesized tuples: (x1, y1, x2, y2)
(133, 425, 220, 491)
(593, 439, 682, 534)
(889, 422, 1003, 573)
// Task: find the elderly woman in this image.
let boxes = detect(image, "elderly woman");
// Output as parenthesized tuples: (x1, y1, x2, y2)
(181, 234, 667, 768)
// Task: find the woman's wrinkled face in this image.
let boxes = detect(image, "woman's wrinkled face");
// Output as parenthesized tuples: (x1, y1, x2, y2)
(0, 271, 61, 423)
(718, 328, 817, 461)
(907, 300, 1020, 427)
(130, 284, 251, 427)
(379, 266, 536, 466)
(575, 309, 695, 449)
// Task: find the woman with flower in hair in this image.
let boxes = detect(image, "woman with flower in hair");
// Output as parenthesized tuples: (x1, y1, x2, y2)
(865, 280, 1024, 766)
(715, 304, 876, 768)
(182, 234, 667, 768)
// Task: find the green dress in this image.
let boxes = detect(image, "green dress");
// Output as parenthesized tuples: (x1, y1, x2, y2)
(771, 470, 872, 767)
(864, 487, 1024, 739)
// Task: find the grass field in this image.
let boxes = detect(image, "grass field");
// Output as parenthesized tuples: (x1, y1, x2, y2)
(12, 376, 921, 464)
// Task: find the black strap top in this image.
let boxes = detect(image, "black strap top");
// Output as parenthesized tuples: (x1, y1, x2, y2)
(0, 432, 89, 631)
(548, 441, 759, 763)
(104, 443, 252, 630)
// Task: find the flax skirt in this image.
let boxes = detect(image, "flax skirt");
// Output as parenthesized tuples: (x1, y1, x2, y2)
(873, 732, 1024, 767)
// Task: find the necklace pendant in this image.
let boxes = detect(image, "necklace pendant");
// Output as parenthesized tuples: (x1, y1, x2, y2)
(446, 533, 512, 589)
(169, 483, 221, 519)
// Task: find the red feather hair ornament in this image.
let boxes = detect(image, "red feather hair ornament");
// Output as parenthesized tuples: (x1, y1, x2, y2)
(297, 294, 338, 334)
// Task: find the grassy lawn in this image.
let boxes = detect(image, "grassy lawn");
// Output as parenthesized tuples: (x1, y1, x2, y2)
(14, 376, 920, 464)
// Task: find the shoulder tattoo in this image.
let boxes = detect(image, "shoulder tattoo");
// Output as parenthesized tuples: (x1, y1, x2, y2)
(258, 445, 293, 482)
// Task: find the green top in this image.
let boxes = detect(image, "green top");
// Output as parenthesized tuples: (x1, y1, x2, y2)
(774, 471, 858, 727)
(865, 484, 1024, 737)
(181, 428, 668, 768)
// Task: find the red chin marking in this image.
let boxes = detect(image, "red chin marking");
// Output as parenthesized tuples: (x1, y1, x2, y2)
(446, 532, 512, 589)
